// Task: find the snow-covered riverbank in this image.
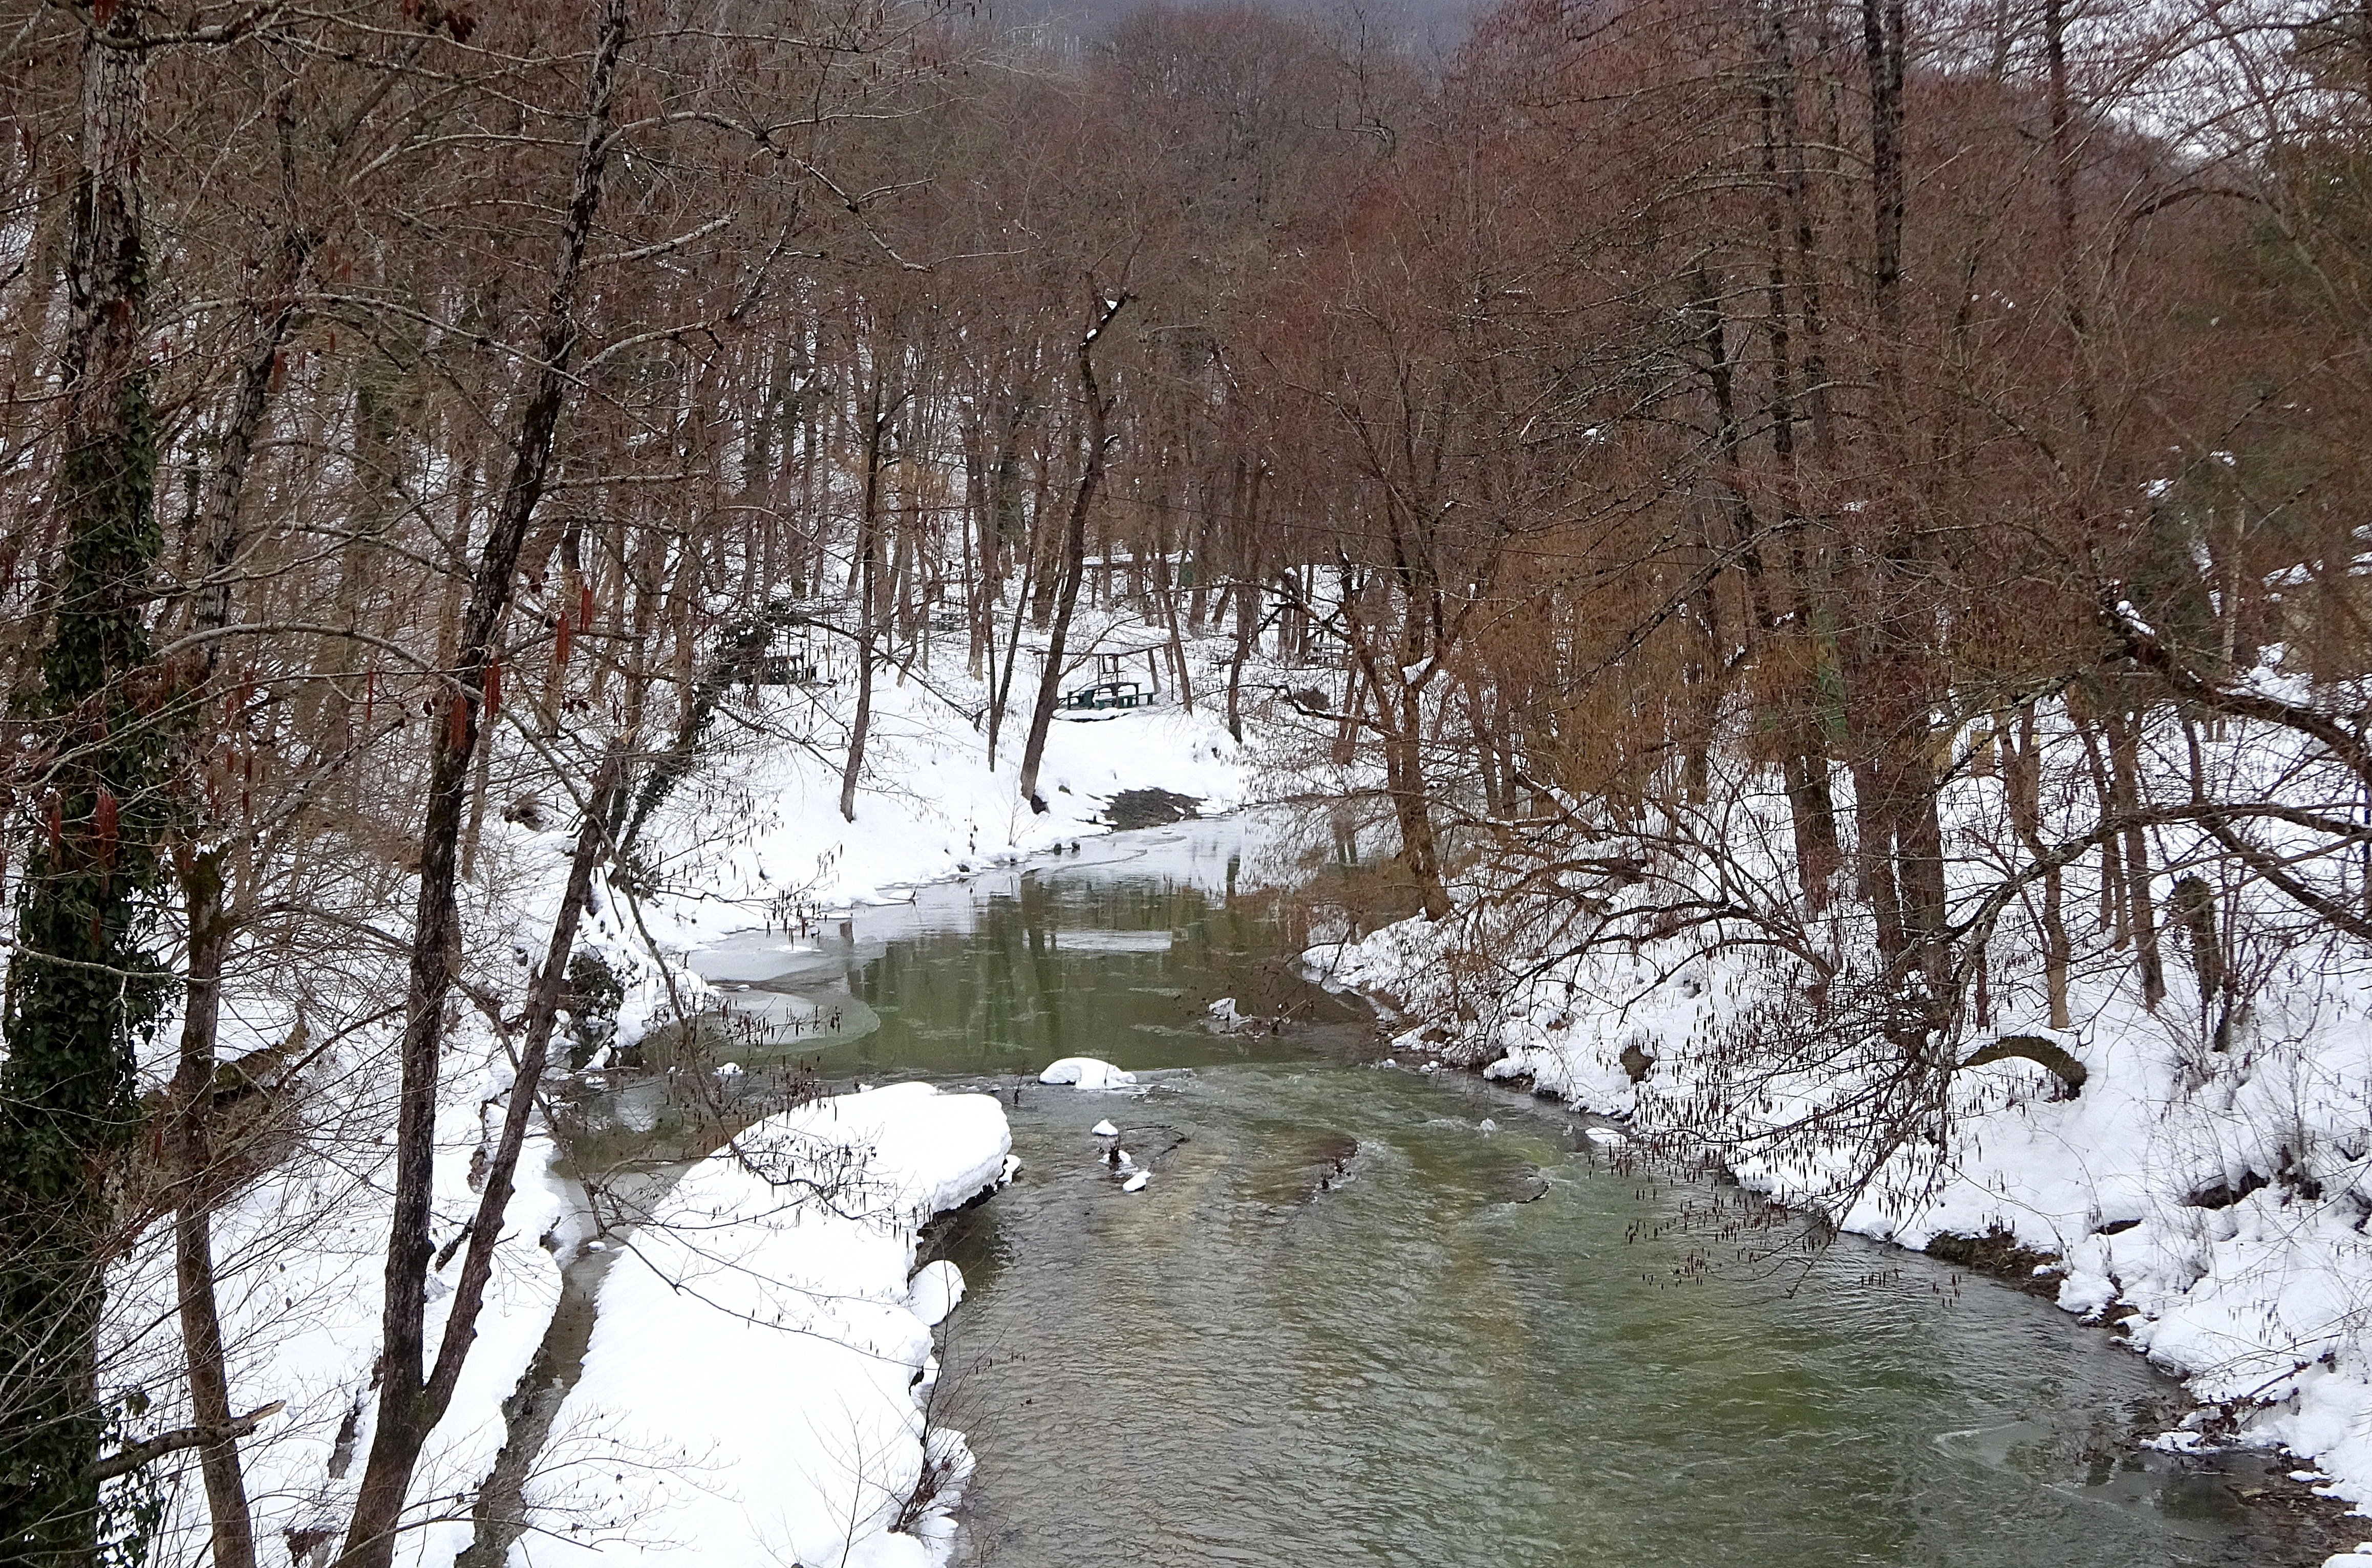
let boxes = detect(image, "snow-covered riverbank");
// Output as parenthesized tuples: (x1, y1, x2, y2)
(108, 623, 1253, 1565)
(1310, 909, 2372, 1559)
(518, 1083, 1014, 1568)
(624, 627, 1257, 934)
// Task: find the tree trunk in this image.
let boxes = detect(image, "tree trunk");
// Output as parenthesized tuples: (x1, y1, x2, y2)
(1018, 295, 1128, 812)
(2109, 705, 2167, 1007)
(155, 115, 323, 1564)
(2006, 705, 2072, 1029)
(1383, 675, 1452, 920)
(460, 606, 508, 877)
(0, 16, 163, 1558)
(335, 4, 629, 1560)
(987, 541, 1036, 773)
(1891, 770, 1951, 999)
(1226, 570, 1260, 744)
(1028, 433, 1061, 630)
(1860, 0, 1907, 368)
(963, 421, 987, 679)
(170, 849, 258, 1568)
(1153, 537, 1193, 713)
(1850, 757, 1906, 962)
(841, 381, 890, 822)
(2076, 716, 2127, 937)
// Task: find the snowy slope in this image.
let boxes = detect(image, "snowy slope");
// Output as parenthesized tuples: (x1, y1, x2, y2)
(628, 649, 1254, 937)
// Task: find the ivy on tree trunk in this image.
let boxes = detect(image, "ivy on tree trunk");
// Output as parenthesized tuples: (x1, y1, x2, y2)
(0, 18, 169, 1559)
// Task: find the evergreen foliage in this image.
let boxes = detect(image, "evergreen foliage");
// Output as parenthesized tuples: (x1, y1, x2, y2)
(0, 373, 170, 1562)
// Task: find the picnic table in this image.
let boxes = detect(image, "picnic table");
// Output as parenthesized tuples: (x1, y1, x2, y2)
(1064, 679, 1148, 711)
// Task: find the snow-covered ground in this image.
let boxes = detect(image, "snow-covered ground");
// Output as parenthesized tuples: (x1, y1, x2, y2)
(105, 615, 1253, 1565)
(623, 616, 1256, 940)
(1304, 718, 2372, 1560)
(141, 592, 2372, 1560)
(516, 1083, 1014, 1568)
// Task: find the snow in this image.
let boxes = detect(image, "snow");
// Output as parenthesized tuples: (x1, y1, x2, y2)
(1055, 928, 1176, 953)
(907, 1260, 965, 1327)
(126, 565, 2372, 1559)
(90, 571, 1264, 1561)
(101, 642, 1226, 1560)
(516, 1084, 1012, 1568)
(95, 800, 682, 1566)
(1301, 698, 2372, 1511)
(1039, 1056, 1138, 1089)
(627, 632, 1254, 931)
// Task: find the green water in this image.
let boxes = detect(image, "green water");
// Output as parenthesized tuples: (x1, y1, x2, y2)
(686, 820, 2325, 1567)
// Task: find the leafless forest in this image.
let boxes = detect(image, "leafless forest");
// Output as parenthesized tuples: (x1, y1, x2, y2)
(5, 0, 2372, 1560)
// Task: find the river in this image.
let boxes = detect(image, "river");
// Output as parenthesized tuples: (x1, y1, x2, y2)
(681, 815, 2327, 1567)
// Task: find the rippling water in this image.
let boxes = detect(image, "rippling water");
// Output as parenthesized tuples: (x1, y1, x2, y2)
(686, 819, 2320, 1567)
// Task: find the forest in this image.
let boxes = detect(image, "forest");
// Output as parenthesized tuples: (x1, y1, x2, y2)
(6, 0, 2372, 1563)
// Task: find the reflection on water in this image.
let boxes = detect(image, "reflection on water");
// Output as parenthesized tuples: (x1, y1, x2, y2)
(672, 818, 2319, 1568)
(684, 818, 1344, 1084)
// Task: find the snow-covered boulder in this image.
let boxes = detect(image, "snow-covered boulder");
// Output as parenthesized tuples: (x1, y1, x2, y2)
(1038, 1056, 1137, 1089)
(906, 1260, 965, 1328)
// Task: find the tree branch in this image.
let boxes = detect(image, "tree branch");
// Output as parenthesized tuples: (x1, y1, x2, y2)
(90, 1402, 284, 1481)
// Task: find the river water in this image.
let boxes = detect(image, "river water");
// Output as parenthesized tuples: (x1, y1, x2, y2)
(685, 818, 2321, 1567)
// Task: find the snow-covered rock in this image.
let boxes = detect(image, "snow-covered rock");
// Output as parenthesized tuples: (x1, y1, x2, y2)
(1039, 1056, 1137, 1089)
(906, 1260, 965, 1328)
